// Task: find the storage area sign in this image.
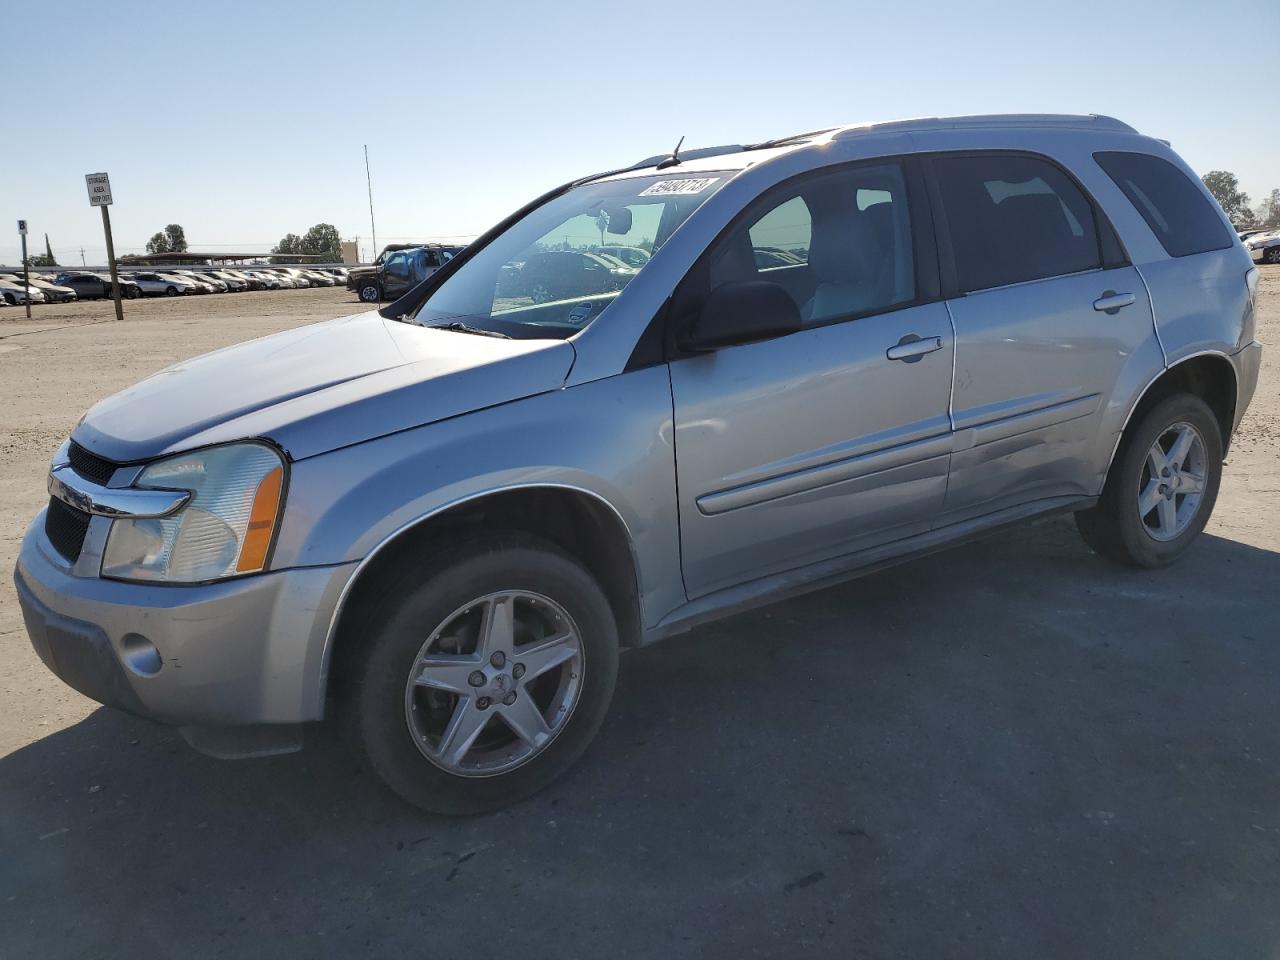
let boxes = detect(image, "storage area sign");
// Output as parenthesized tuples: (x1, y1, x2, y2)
(85, 172, 113, 206)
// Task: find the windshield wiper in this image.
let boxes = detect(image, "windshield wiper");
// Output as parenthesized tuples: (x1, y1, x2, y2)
(423, 320, 511, 339)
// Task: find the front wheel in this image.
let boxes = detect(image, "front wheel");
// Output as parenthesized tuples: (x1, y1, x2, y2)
(358, 283, 381, 303)
(1266, 247, 1280, 265)
(342, 534, 619, 815)
(1075, 393, 1223, 567)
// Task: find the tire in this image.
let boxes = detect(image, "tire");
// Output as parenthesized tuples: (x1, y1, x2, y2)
(1075, 393, 1223, 567)
(530, 283, 553, 304)
(1266, 247, 1280, 265)
(340, 533, 619, 815)
(358, 283, 381, 303)
(165, 286, 178, 297)
(2, 293, 14, 306)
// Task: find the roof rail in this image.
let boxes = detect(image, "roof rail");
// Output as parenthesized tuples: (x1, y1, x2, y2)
(630, 143, 747, 169)
(829, 113, 1137, 141)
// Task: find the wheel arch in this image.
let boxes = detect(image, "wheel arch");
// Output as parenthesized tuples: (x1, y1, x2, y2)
(321, 483, 643, 713)
(1107, 352, 1239, 477)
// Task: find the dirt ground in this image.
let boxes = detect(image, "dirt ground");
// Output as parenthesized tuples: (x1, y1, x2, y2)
(1, 275, 1278, 957)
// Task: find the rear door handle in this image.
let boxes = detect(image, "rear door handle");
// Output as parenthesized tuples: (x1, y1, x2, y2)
(1093, 291, 1136, 314)
(886, 334, 943, 363)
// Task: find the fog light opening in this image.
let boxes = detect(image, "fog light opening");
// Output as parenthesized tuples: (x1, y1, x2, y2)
(120, 633, 162, 677)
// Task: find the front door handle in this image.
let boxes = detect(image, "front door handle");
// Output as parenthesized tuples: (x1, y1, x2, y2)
(1093, 291, 1136, 314)
(886, 334, 943, 363)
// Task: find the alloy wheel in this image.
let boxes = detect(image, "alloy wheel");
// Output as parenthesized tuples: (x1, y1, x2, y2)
(1137, 420, 1207, 541)
(403, 590, 584, 777)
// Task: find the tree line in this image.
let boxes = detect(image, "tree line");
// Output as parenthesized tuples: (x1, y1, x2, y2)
(1202, 172, 1280, 230)
(138, 222, 342, 261)
(270, 223, 342, 262)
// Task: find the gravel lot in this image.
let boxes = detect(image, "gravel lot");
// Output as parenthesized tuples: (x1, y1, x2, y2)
(2, 275, 1278, 958)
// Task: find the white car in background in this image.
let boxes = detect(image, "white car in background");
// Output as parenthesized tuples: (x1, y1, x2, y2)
(1247, 231, 1280, 264)
(0, 279, 47, 305)
(130, 272, 200, 297)
(0, 274, 78, 303)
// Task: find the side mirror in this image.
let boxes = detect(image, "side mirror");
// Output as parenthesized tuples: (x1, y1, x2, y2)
(682, 280, 802, 352)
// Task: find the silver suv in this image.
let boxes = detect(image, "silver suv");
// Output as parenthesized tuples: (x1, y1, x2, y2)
(15, 115, 1263, 814)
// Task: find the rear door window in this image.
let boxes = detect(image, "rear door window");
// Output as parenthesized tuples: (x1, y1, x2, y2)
(932, 154, 1103, 293)
(1094, 151, 1232, 258)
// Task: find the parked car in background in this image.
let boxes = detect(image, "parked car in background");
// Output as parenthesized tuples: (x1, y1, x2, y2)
(171, 270, 225, 293)
(130, 272, 198, 297)
(348, 244, 464, 303)
(166, 272, 215, 294)
(247, 270, 285, 289)
(278, 268, 312, 288)
(301, 270, 335, 287)
(1247, 232, 1280, 264)
(27, 276, 79, 302)
(214, 269, 261, 290)
(0, 274, 78, 303)
(0, 279, 46, 305)
(203, 271, 248, 292)
(53, 272, 140, 300)
(15, 114, 1263, 816)
(518, 249, 637, 303)
(594, 244, 651, 268)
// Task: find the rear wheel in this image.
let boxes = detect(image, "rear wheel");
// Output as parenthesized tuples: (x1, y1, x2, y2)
(342, 534, 619, 815)
(1266, 247, 1280, 265)
(1075, 393, 1223, 567)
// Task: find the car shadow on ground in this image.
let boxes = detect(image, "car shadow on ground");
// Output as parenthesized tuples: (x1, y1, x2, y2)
(3, 518, 1280, 958)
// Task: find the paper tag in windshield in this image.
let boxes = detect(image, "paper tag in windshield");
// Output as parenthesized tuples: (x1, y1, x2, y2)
(639, 177, 720, 197)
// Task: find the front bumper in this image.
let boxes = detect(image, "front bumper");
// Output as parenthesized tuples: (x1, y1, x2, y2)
(15, 511, 358, 733)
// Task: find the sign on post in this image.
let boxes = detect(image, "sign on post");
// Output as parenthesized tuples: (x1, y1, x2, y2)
(17, 221, 30, 318)
(85, 173, 113, 206)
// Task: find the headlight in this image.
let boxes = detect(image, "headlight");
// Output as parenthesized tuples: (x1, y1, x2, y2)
(102, 442, 286, 583)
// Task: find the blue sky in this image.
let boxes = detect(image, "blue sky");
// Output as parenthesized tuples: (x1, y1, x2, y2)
(2, 0, 1275, 266)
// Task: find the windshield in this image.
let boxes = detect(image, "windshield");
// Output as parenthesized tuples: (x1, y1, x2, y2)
(405, 172, 727, 337)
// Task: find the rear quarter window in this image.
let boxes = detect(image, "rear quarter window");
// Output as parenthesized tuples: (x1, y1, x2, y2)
(1094, 151, 1233, 258)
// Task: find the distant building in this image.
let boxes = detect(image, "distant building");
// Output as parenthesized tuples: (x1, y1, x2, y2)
(341, 241, 360, 265)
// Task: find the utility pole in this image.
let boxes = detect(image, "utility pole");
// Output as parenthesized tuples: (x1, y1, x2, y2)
(17, 219, 30, 319)
(80, 247, 86, 266)
(364, 145, 378, 263)
(85, 173, 123, 322)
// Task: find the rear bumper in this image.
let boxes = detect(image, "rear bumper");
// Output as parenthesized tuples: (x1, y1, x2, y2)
(1233, 339, 1263, 431)
(15, 512, 358, 736)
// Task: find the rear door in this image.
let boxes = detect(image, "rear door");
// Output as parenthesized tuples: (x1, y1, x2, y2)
(669, 159, 956, 598)
(928, 152, 1156, 523)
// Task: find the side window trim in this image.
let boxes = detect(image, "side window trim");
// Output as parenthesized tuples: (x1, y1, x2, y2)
(923, 149, 1130, 299)
(658, 154, 938, 362)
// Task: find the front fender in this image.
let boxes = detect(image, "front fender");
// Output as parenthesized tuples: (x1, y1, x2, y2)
(271, 364, 684, 629)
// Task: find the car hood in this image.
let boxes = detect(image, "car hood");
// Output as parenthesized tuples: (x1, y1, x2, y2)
(72, 310, 576, 463)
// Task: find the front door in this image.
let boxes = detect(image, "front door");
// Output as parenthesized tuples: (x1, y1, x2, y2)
(670, 160, 956, 598)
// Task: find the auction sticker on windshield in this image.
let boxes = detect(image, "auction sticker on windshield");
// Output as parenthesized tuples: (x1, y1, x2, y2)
(639, 177, 720, 197)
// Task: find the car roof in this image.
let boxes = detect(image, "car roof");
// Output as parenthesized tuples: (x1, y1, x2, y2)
(598, 113, 1139, 182)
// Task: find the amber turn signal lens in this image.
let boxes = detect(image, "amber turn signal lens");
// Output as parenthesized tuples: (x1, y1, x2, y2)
(236, 465, 283, 572)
